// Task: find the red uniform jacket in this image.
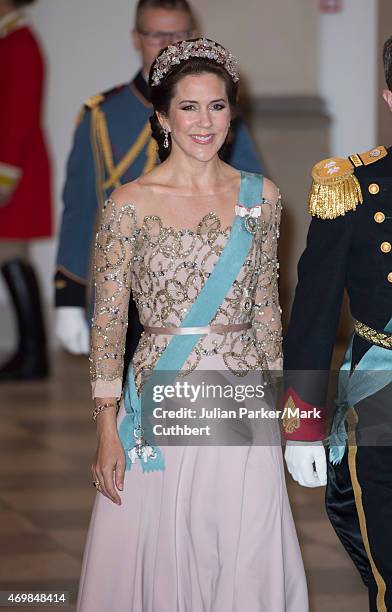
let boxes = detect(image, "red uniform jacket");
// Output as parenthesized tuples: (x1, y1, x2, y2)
(0, 13, 52, 239)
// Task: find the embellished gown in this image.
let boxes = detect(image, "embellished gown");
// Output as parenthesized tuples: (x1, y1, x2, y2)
(77, 176, 308, 611)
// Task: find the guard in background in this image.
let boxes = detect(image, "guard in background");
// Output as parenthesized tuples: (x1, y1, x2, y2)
(283, 37, 392, 612)
(54, 0, 263, 378)
(0, 0, 51, 380)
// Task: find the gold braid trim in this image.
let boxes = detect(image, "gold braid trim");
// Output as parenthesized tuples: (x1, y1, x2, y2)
(308, 157, 363, 219)
(282, 396, 300, 434)
(94, 108, 121, 190)
(347, 408, 387, 612)
(1, 12, 27, 37)
(102, 121, 152, 189)
(85, 94, 105, 109)
(143, 137, 158, 174)
(88, 108, 107, 307)
(89, 107, 106, 213)
(88, 98, 156, 191)
(354, 320, 392, 350)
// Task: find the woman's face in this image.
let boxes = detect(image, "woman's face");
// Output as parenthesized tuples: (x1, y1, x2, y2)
(160, 73, 232, 163)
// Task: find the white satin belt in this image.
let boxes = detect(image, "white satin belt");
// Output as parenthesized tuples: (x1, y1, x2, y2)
(143, 322, 252, 335)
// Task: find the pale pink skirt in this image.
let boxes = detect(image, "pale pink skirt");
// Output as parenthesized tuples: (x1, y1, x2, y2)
(77, 362, 308, 611)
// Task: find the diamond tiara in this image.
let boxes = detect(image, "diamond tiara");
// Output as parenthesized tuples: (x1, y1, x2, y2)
(151, 38, 240, 87)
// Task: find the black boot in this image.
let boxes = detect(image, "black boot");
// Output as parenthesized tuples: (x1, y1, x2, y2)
(0, 259, 49, 380)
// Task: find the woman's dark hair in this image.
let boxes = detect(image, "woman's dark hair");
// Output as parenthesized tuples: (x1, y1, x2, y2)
(11, 0, 37, 7)
(149, 43, 239, 162)
(383, 35, 392, 91)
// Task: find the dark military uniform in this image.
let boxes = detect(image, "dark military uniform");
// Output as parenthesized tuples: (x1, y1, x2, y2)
(283, 146, 392, 611)
(55, 71, 263, 377)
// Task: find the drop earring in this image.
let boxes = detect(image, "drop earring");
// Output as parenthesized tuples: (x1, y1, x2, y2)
(163, 129, 170, 149)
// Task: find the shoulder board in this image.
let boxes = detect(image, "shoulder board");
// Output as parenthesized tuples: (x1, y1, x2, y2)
(349, 145, 387, 167)
(84, 93, 105, 110)
(0, 13, 27, 38)
(84, 84, 126, 110)
(308, 156, 363, 219)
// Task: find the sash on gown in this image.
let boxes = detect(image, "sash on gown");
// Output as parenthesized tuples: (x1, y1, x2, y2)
(118, 171, 264, 471)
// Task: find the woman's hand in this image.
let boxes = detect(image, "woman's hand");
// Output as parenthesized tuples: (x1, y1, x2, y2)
(91, 409, 126, 505)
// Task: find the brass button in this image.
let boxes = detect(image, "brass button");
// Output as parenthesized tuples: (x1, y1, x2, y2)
(368, 183, 380, 195)
(381, 241, 392, 253)
(54, 279, 67, 289)
(388, 272, 392, 283)
(374, 211, 385, 223)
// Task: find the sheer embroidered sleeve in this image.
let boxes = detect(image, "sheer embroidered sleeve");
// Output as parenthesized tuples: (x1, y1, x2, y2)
(252, 192, 283, 371)
(89, 198, 137, 399)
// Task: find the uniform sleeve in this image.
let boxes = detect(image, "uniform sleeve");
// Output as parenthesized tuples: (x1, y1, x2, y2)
(54, 270, 86, 307)
(227, 118, 263, 174)
(89, 198, 137, 399)
(55, 109, 97, 306)
(282, 214, 352, 440)
(0, 32, 42, 197)
(252, 195, 283, 371)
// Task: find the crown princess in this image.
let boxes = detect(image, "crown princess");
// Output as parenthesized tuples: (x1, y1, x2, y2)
(151, 38, 240, 86)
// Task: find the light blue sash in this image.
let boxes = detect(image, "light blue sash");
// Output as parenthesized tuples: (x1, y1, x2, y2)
(118, 171, 264, 471)
(329, 316, 392, 464)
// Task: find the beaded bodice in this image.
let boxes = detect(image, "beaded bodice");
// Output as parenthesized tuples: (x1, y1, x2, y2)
(90, 190, 282, 398)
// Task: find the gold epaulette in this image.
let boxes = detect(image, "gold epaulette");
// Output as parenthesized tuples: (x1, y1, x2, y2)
(308, 157, 363, 219)
(76, 92, 105, 127)
(0, 13, 27, 37)
(84, 93, 105, 110)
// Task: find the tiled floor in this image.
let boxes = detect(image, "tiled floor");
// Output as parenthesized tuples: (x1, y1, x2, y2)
(0, 352, 368, 611)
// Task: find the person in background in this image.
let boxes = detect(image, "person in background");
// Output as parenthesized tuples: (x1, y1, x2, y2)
(0, 0, 51, 380)
(54, 0, 263, 380)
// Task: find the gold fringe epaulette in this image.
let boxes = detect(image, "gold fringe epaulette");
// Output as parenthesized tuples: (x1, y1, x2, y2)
(308, 157, 363, 219)
(84, 93, 105, 109)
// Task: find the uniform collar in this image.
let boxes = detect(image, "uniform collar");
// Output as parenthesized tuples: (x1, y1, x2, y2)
(130, 70, 152, 107)
(0, 10, 27, 38)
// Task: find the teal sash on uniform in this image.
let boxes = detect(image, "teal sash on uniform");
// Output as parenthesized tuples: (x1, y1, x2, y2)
(118, 171, 264, 471)
(329, 316, 392, 464)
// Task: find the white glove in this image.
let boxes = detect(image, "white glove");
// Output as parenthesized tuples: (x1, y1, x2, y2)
(285, 440, 327, 487)
(56, 307, 90, 355)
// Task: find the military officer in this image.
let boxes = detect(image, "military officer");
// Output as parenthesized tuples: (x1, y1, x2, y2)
(54, 0, 263, 371)
(283, 36, 392, 612)
(0, 0, 51, 380)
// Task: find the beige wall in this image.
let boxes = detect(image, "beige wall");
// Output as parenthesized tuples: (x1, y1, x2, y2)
(195, 0, 320, 96)
(320, 0, 378, 157)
